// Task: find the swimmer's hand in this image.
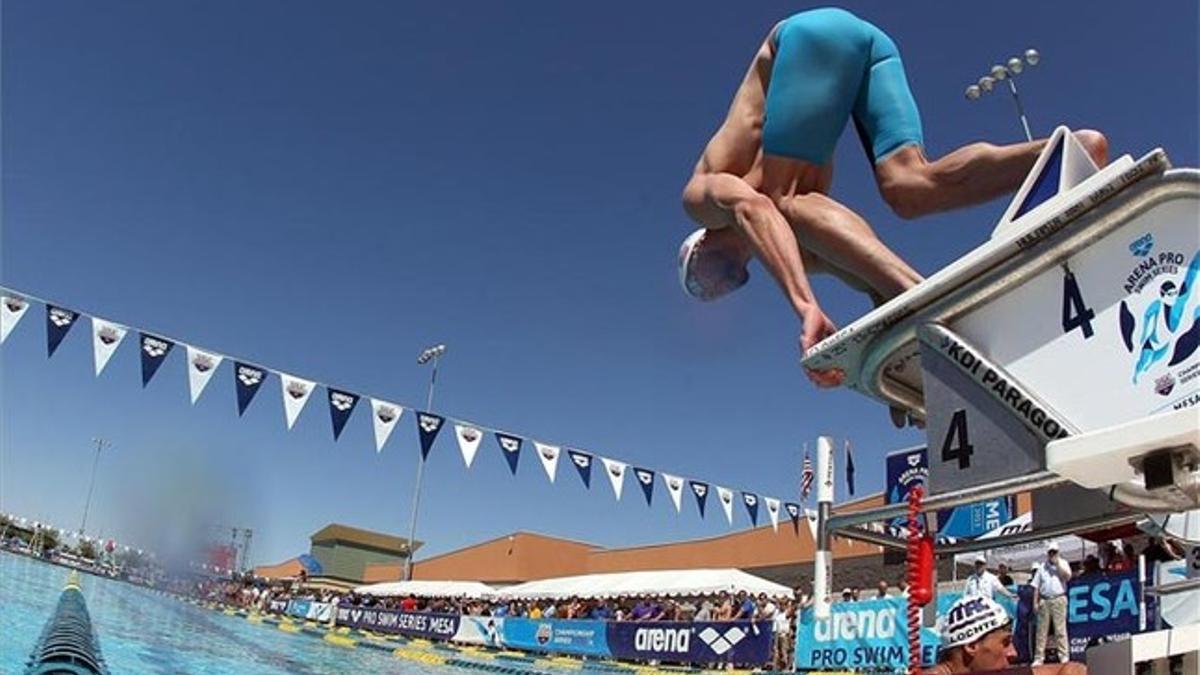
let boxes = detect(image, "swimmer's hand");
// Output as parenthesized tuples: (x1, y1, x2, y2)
(800, 307, 844, 388)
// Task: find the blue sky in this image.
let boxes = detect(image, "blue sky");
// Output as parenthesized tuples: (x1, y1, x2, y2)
(2, 1, 1197, 567)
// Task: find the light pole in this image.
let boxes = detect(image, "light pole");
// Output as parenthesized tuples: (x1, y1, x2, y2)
(79, 437, 111, 536)
(403, 343, 446, 581)
(964, 48, 1041, 141)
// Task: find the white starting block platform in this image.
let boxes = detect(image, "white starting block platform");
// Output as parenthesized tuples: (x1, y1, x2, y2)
(804, 126, 1200, 515)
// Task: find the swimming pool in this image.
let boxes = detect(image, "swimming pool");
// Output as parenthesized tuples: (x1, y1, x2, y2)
(0, 551, 454, 674)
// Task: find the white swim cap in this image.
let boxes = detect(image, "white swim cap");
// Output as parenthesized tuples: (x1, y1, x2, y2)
(677, 228, 748, 301)
(678, 228, 708, 298)
(939, 595, 1011, 650)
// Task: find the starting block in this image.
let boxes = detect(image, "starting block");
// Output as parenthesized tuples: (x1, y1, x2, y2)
(804, 126, 1200, 513)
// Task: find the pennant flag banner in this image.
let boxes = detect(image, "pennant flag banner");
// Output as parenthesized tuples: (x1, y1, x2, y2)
(567, 449, 592, 488)
(416, 412, 445, 459)
(743, 492, 760, 526)
(765, 497, 781, 532)
(717, 486, 734, 525)
(800, 446, 814, 502)
(689, 481, 709, 518)
(662, 473, 684, 513)
(46, 305, 78, 357)
(91, 318, 127, 376)
(633, 467, 655, 506)
(496, 432, 523, 475)
(139, 333, 174, 387)
(845, 440, 857, 496)
(328, 389, 361, 441)
(805, 508, 819, 540)
(186, 346, 224, 404)
(369, 398, 402, 452)
(234, 362, 267, 415)
(534, 442, 560, 483)
(785, 502, 802, 533)
(601, 457, 627, 501)
(1, 294, 30, 343)
(455, 424, 483, 468)
(279, 373, 316, 429)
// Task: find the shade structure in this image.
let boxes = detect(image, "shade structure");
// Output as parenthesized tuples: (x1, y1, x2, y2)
(499, 568, 791, 600)
(353, 579, 498, 599)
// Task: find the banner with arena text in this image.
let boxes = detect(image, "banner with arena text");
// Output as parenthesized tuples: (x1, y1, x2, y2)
(607, 619, 772, 665)
(794, 597, 939, 670)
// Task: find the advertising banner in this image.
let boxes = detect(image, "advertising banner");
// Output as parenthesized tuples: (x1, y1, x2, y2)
(286, 599, 312, 619)
(1062, 570, 1143, 660)
(501, 618, 609, 656)
(454, 616, 505, 647)
(794, 597, 939, 670)
(884, 447, 1012, 541)
(606, 620, 772, 665)
(334, 605, 460, 640)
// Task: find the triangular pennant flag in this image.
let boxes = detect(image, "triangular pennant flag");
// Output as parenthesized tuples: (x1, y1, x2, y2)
(139, 333, 175, 387)
(662, 473, 684, 513)
(327, 388, 360, 441)
(186, 346, 224, 404)
(993, 126, 1102, 237)
(785, 502, 802, 533)
(455, 424, 484, 468)
(805, 508, 819, 540)
(689, 481, 709, 518)
(633, 467, 655, 506)
(279, 373, 316, 428)
(600, 457, 627, 501)
(1, 294, 30, 344)
(742, 492, 760, 526)
(91, 318, 127, 376)
(416, 412, 445, 459)
(46, 305, 79, 357)
(845, 440, 856, 496)
(233, 362, 267, 415)
(567, 449, 592, 488)
(369, 398, 403, 452)
(716, 486, 734, 525)
(534, 442, 560, 483)
(765, 497, 781, 532)
(496, 432, 523, 475)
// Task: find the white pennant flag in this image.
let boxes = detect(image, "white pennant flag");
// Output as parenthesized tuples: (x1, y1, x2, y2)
(185, 346, 224, 404)
(369, 398, 404, 452)
(765, 497, 781, 532)
(1, 295, 30, 344)
(534, 442, 560, 483)
(455, 424, 484, 468)
(278, 373, 316, 429)
(662, 473, 685, 513)
(600, 457, 627, 501)
(805, 508, 819, 540)
(91, 318, 127, 376)
(716, 486, 735, 525)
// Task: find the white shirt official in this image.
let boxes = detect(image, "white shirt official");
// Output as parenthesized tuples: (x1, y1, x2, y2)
(1032, 559, 1071, 598)
(963, 570, 1006, 600)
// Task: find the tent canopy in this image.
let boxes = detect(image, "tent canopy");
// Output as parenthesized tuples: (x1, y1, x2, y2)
(354, 579, 497, 599)
(952, 512, 1095, 569)
(499, 568, 792, 600)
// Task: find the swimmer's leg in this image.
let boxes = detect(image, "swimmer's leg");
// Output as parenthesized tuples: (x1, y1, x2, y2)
(1133, 345, 1170, 384)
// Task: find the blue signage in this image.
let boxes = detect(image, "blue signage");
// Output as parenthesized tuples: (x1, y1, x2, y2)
(501, 618, 609, 656)
(1063, 570, 1143, 659)
(334, 605, 460, 640)
(794, 597, 938, 670)
(884, 447, 1012, 540)
(607, 620, 772, 665)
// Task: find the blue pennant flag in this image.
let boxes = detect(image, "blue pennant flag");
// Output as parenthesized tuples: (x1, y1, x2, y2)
(234, 362, 267, 416)
(785, 502, 802, 533)
(46, 305, 78, 357)
(327, 388, 360, 441)
(416, 412, 445, 459)
(742, 492, 759, 525)
(566, 449, 592, 488)
(845, 440, 856, 496)
(689, 481, 709, 518)
(496, 432, 522, 475)
(634, 467, 655, 506)
(139, 333, 174, 387)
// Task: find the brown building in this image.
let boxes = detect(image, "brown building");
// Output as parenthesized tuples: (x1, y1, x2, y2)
(256, 523, 420, 589)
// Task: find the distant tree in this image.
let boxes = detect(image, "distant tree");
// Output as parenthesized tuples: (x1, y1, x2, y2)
(79, 539, 98, 560)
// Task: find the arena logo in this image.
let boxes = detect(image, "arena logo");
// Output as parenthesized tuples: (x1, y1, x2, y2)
(636, 470, 653, 485)
(812, 605, 899, 643)
(330, 392, 355, 411)
(697, 626, 746, 655)
(691, 483, 707, 497)
(237, 366, 263, 386)
(419, 414, 441, 433)
(1129, 233, 1154, 258)
(49, 308, 75, 327)
(142, 337, 169, 358)
(634, 627, 691, 653)
(499, 436, 520, 452)
(571, 453, 589, 468)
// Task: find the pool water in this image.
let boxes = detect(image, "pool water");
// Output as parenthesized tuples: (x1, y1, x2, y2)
(0, 551, 445, 674)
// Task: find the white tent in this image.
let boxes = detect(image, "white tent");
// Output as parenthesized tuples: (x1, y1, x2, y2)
(952, 512, 1095, 570)
(353, 579, 497, 599)
(499, 568, 791, 600)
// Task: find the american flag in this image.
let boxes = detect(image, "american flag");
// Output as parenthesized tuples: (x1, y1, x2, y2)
(800, 444, 813, 502)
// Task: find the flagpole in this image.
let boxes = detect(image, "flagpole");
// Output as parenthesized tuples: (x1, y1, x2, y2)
(403, 344, 446, 581)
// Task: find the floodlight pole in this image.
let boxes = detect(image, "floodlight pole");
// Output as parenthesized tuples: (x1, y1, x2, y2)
(964, 49, 1040, 142)
(404, 344, 446, 581)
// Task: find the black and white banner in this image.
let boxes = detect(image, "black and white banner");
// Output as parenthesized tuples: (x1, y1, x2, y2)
(567, 449, 592, 488)
(765, 497, 780, 532)
(46, 305, 78, 357)
(717, 486, 734, 525)
(91, 318, 127, 376)
(139, 333, 174, 387)
(634, 467, 655, 506)
(234, 362, 267, 415)
(1, 295, 29, 344)
(690, 481, 709, 518)
(742, 492, 759, 526)
(534, 442, 560, 483)
(328, 388, 360, 441)
(784, 502, 802, 532)
(186, 346, 223, 404)
(280, 373, 316, 429)
(416, 411, 445, 459)
(454, 424, 483, 468)
(662, 473, 684, 513)
(496, 432, 522, 475)
(369, 398, 402, 452)
(601, 457, 627, 501)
